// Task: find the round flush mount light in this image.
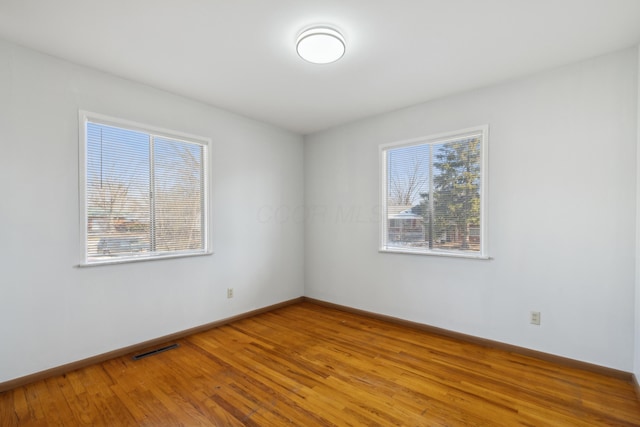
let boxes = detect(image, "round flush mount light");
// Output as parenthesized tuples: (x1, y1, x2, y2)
(296, 26, 345, 64)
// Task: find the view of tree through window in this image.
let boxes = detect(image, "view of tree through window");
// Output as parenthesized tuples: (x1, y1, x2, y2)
(83, 116, 208, 264)
(381, 127, 487, 257)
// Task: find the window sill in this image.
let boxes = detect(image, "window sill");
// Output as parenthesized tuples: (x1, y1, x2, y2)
(379, 247, 490, 260)
(77, 251, 214, 267)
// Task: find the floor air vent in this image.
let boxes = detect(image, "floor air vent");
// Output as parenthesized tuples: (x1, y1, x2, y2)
(132, 343, 179, 360)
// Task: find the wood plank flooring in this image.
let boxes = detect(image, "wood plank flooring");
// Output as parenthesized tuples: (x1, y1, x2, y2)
(1, 301, 639, 426)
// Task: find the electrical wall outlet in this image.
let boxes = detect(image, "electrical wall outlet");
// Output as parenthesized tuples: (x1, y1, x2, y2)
(530, 311, 541, 325)
(227, 288, 234, 299)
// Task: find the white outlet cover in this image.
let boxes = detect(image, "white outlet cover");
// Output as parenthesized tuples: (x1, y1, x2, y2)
(530, 311, 541, 325)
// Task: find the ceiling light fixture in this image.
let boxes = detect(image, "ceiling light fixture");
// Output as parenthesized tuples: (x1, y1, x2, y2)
(296, 26, 345, 64)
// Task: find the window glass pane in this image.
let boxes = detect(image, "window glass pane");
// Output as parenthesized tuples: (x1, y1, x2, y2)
(153, 137, 204, 253)
(431, 138, 481, 253)
(86, 123, 150, 261)
(386, 144, 429, 249)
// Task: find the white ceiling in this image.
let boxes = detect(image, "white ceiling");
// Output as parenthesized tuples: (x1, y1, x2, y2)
(1, 0, 639, 135)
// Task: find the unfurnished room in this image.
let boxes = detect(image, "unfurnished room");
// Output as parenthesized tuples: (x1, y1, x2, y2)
(1, 1, 640, 425)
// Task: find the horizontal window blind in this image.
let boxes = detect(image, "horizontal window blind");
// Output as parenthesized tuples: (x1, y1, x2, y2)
(380, 126, 487, 258)
(81, 113, 209, 264)
(153, 137, 204, 253)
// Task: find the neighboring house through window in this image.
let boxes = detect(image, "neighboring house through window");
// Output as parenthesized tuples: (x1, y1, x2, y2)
(380, 125, 488, 258)
(79, 111, 211, 265)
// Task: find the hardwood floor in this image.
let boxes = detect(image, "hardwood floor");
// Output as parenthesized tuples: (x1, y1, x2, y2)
(1, 301, 639, 426)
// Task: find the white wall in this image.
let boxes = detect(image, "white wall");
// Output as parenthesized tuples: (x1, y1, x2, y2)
(0, 39, 305, 383)
(305, 48, 638, 371)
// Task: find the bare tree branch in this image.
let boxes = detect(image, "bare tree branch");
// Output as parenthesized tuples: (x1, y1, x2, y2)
(389, 156, 427, 206)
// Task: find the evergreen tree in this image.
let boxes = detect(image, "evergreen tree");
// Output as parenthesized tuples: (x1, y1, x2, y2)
(418, 138, 481, 250)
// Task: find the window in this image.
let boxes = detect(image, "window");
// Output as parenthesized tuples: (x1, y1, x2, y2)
(380, 126, 488, 258)
(79, 111, 211, 265)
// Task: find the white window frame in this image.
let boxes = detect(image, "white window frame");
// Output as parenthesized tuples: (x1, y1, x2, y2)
(78, 110, 213, 266)
(379, 125, 489, 259)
